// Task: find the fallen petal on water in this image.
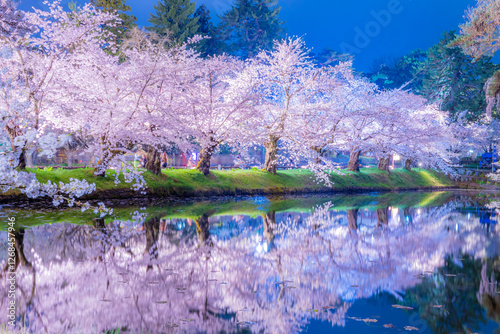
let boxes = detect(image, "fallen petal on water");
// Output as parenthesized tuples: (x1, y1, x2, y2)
(348, 317, 377, 323)
(404, 326, 419, 331)
(237, 321, 256, 326)
(392, 304, 413, 310)
(383, 323, 394, 328)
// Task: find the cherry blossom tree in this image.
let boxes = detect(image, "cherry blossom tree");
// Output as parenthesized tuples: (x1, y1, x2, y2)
(309, 74, 379, 173)
(248, 37, 335, 174)
(59, 32, 161, 183)
(334, 85, 455, 173)
(114, 28, 199, 176)
(0, 0, 117, 169)
(368, 90, 454, 172)
(167, 54, 260, 176)
(0, 0, 117, 206)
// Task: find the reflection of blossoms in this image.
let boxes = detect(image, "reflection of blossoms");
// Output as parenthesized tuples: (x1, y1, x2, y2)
(1, 202, 499, 333)
(487, 200, 500, 215)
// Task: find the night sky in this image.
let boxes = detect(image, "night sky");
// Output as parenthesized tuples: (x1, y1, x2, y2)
(18, 0, 477, 71)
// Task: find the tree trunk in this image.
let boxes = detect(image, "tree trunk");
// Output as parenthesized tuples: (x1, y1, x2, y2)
(404, 158, 412, 171)
(65, 144, 73, 168)
(94, 149, 113, 177)
(145, 145, 161, 175)
(377, 208, 389, 226)
(264, 135, 279, 174)
(17, 149, 27, 170)
(378, 155, 390, 172)
(311, 146, 323, 164)
(196, 143, 217, 176)
(346, 209, 358, 230)
(94, 147, 122, 176)
(6, 128, 27, 169)
(262, 211, 276, 248)
(25, 147, 34, 168)
(67, 152, 73, 167)
(347, 150, 361, 172)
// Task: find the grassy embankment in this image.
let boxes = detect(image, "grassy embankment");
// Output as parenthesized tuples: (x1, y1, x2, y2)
(16, 167, 455, 200)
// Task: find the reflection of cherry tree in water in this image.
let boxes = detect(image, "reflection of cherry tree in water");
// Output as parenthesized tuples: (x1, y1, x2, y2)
(477, 259, 500, 329)
(0, 228, 39, 331)
(346, 209, 358, 230)
(1, 203, 500, 333)
(404, 255, 500, 333)
(377, 207, 389, 226)
(263, 211, 277, 249)
(196, 210, 216, 246)
(2, 228, 31, 272)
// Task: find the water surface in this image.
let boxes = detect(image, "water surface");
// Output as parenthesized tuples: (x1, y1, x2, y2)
(1, 191, 500, 333)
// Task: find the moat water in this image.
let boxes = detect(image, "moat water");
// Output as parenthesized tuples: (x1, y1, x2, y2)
(1, 191, 499, 333)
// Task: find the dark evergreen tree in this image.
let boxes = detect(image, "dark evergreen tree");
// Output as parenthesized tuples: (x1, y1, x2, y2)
(89, 0, 137, 54)
(367, 32, 499, 122)
(217, 0, 285, 59)
(193, 5, 221, 57)
(421, 31, 499, 122)
(367, 50, 426, 92)
(147, 0, 199, 45)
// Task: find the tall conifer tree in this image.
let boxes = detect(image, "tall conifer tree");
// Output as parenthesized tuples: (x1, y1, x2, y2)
(89, 0, 137, 54)
(193, 4, 221, 57)
(421, 31, 499, 122)
(147, 0, 199, 45)
(218, 0, 285, 59)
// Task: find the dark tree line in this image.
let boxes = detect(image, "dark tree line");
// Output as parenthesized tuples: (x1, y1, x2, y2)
(94, 0, 285, 59)
(366, 31, 500, 123)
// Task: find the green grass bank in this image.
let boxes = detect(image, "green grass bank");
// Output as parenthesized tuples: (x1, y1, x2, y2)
(1, 190, 456, 229)
(0, 167, 455, 202)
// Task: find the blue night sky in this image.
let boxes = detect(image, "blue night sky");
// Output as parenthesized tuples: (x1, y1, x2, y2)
(18, 0, 477, 71)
